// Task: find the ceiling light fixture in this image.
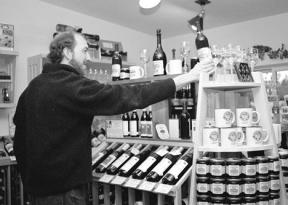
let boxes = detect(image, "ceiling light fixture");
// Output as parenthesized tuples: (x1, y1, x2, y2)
(139, 0, 161, 9)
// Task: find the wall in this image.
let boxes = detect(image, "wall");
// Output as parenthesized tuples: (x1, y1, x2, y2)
(0, 0, 155, 135)
(164, 12, 288, 60)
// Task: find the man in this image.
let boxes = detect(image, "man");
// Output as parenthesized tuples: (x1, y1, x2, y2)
(13, 31, 213, 205)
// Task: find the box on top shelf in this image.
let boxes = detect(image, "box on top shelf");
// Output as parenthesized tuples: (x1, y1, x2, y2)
(0, 23, 14, 51)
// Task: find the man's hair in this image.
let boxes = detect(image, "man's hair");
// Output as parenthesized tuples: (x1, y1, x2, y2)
(47, 31, 78, 64)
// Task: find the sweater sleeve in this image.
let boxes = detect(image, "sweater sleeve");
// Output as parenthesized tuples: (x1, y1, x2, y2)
(61, 77, 176, 116)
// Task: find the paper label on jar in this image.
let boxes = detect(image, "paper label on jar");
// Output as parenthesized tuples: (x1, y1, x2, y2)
(122, 121, 129, 136)
(167, 160, 188, 179)
(121, 156, 139, 172)
(112, 64, 121, 77)
(196, 164, 209, 175)
(227, 184, 241, 195)
(242, 164, 256, 176)
(153, 60, 164, 75)
(111, 153, 130, 168)
(270, 179, 280, 191)
(273, 198, 280, 205)
(152, 158, 172, 176)
(272, 160, 281, 172)
(210, 165, 225, 176)
(280, 158, 288, 167)
(226, 165, 241, 176)
(258, 163, 269, 174)
(137, 156, 156, 173)
(211, 183, 225, 195)
(257, 181, 269, 193)
(243, 183, 256, 195)
(197, 183, 209, 193)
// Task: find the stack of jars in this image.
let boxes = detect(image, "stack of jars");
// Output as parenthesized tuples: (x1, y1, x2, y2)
(279, 148, 288, 195)
(196, 155, 281, 204)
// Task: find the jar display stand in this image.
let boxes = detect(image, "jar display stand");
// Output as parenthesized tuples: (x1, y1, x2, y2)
(92, 138, 193, 205)
(189, 72, 288, 204)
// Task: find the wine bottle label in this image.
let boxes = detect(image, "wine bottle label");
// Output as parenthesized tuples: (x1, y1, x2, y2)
(153, 60, 164, 75)
(139, 121, 147, 136)
(169, 147, 183, 156)
(121, 156, 139, 172)
(197, 47, 212, 62)
(111, 153, 130, 168)
(167, 160, 188, 179)
(130, 121, 138, 136)
(101, 155, 117, 168)
(152, 158, 172, 176)
(130, 146, 141, 155)
(146, 121, 153, 137)
(137, 156, 156, 173)
(111, 64, 121, 77)
(122, 121, 129, 136)
(92, 152, 104, 165)
(156, 147, 169, 157)
(122, 144, 131, 151)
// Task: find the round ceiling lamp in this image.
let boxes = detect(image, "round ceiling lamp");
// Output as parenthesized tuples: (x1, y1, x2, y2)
(139, 0, 161, 9)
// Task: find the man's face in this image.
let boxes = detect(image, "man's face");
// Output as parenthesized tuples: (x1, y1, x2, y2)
(70, 34, 90, 72)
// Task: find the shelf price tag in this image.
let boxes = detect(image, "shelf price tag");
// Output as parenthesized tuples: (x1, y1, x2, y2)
(111, 176, 127, 185)
(124, 178, 142, 188)
(154, 184, 173, 194)
(99, 174, 114, 183)
(138, 181, 156, 191)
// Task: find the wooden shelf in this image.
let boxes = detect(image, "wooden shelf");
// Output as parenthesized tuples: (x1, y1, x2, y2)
(0, 50, 19, 56)
(198, 144, 274, 152)
(0, 103, 15, 108)
(202, 81, 261, 91)
(106, 137, 193, 148)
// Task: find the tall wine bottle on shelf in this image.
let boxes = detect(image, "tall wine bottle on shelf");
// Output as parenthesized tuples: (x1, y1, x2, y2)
(180, 101, 191, 140)
(118, 145, 155, 177)
(95, 143, 130, 173)
(139, 109, 148, 138)
(132, 145, 170, 180)
(122, 113, 130, 137)
(146, 146, 185, 182)
(153, 29, 167, 76)
(106, 144, 143, 175)
(92, 142, 119, 170)
(162, 149, 193, 185)
(130, 110, 139, 137)
(111, 44, 121, 81)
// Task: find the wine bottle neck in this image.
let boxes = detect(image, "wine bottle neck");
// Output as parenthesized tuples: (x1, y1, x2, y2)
(157, 34, 162, 47)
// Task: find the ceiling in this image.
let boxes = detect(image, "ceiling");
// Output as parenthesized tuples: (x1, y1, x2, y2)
(41, 0, 288, 38)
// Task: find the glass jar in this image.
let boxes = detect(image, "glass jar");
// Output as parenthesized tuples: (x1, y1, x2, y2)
(244, 195, 257, 204)
(226, 177, 242, 197)
(269, 174, 280, 192)
(257, 175, 269, 194)
(210, 196, 226, 204)
(256, 156, 269, 175)
(257, 194, 269, 205)
(210, 177, 226, 196)
(226, 158, 242, 177)
(196, 194, 210, 205)
(210, 158, 225, 177)
(243, 177, 257, 196)
(196, 157, 210, 177)
(279, 150, 288, 171)
(269, 192, 280, 205)
(196, 176, 210, 195)
(242, 158, 257, 177)
(227, 196, 241, 204)
(268, 156, 280, 175)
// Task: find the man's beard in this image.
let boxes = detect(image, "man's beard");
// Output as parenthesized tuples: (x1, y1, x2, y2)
(69, 58, 86, 75)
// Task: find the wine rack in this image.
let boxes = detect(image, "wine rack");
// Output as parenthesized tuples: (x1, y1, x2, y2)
(92, 138, 193, 205)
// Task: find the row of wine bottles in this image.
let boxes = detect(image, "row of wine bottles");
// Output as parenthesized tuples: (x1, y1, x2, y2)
(0, 136, 14, 157)
(92, 142, 193, 185)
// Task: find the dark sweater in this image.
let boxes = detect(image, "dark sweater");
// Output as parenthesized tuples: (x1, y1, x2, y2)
(13, 63, 175, 196)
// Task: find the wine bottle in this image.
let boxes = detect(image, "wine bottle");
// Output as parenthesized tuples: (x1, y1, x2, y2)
(130, 110, 139, 137)
(95, 143, 130, 173)
(153, 29, 167, 76)
(111, 44, 122, 81)
(146, 146, 185, 182)
(2, 137, 14, 156)
(179, 101, 191, 139)
(162, 150, 193, 185)
(132, 145, 170, 180)
(122, 113, 130, 137)
(195, 26, 212, 62)
(118, 145, 155, 177)
(92, 142, 119, 170)
(106, 144, 143, 175)
(146, 107, 153, 138)
(139, 109, 148, 138)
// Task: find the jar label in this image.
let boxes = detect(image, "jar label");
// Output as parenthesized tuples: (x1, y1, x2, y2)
(242, 164, 256, 176)
(211, 183, 225, 195)
(227, 184, 241, 195)
(273, 160, 281, 172)
(196, 183, 209, 193)
(196, 164, 209, 175)
(257, 181, 269, 193)
(270, 179, 280, 191)
(210, 165, 225, 176)
(226, 165, 241, 176)
(243, 183, 256, 195)
(280, 158, 288, 167)
(257, 163, 269, 174)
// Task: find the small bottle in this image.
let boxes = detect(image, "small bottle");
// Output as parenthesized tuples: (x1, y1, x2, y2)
(146, 107, 153, 138)
(95, 143, 130, 173)
(111, 44, 121, 81)
(139, 109, 148, 138)
(130, 110, 139, 137)
(132, 145, 170, 180)
(122, 113, 130, 137)
(162, 149, 193, 185)
(153, 29, 167, 76)
(146, 146, 185, 182)
(179, 101, 191, 139)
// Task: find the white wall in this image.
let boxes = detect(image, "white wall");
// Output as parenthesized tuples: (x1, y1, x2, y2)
(164, 12, 288, 60)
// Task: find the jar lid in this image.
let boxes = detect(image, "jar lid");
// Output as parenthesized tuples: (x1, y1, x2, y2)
(197, 194, 210, 200)
(244, 196, 257, 202)
(196, 176, 209, 182)
(242, 158, 257, 163)
(210, 177, 225, 183)
(210, 158, 225, 164)
(226, 158, 242, 164)
(268, 156, 279, 161)
(243, 177, 257, 182)
(227, 177, 242, 183)
(270, 174, 280, 179)
(210, 196, 225, 203)
(257, 175, 269, 180)
(197, 157, 210, 163)
(258, 194, 269, 201)
(270, 192, 280, 198)
(256, 156, 269, 163)
(227, 196, 241, 203)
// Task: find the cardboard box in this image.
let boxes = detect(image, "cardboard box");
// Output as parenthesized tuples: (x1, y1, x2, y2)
(0, 23, 14, 51)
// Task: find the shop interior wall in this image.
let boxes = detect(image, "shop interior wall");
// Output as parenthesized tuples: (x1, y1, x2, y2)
(0, 0, 155, 136)
(163, 12, 288, 60)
